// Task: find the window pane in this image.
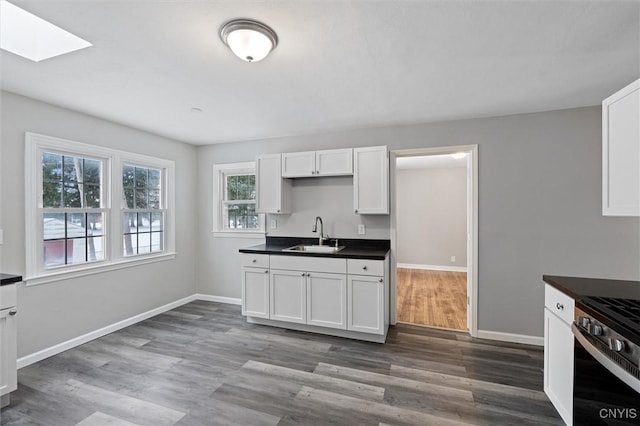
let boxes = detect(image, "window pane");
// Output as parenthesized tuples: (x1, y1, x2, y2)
(43, 239, 67, 267)
(151, 212, 163, 231)
(135, 167, 148, 188)
(67, 213, 87, 239)
(138, 232, 151, 254)
(62, 156, 79, 183)
(87, 213, 103, 236)
(138, 212, 151, 231)
(149, 189, 160, 209)
(148, 169, 160, 191)
(42, 153, 62, 181)
(226, 203, 258, 229)
(135, 189, 148, 208)
(122, 165, 135, 187)
(123, 212, 137, 234)
(43, 181, 62, 208)
(151, 232, 163, 252)
(248, 174, 256, 199)
(84, 183, 101, 208)
(44, 213, 66, 241)
(83, 159, 101, 184)
(63, 183, 81, 207)
(227, 175, 238, 200)
(123, 233, 137, 256)
(66, 237, 87, 265)
(87, 236, 104, 261)
(123, 187, 134, 209)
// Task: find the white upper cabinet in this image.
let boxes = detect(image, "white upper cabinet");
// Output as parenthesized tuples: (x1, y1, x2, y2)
(602, 79, 640, 216)
(256, 154, 291, 214)
(353, 146, 389, 214)
(281, 149, 353, 178)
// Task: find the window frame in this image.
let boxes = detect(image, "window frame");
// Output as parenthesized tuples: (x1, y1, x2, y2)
(213, 162, 265, 236)
(25, 132, 175, 286)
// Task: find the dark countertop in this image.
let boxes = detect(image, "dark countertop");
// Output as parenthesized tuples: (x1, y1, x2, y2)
(543, 275, 640, 345)
(543, 275, 640, 301)
(0, 273, 22, 286)
(240, 236, 390, 260)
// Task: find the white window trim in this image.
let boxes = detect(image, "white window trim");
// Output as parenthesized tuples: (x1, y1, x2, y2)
(25, 132, 176, 285)
(212, 161, 265, 237)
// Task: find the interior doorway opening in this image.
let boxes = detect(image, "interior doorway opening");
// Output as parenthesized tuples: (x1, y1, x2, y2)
(390, 146, 478, 335)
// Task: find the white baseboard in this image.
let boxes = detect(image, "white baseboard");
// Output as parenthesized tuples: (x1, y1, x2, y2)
(476, 330, 543, 346)
(397, 263, 467, 273)
(17, 294, 197, 369)
(194, 294, 241, 305)
(17, 293, 243, 369)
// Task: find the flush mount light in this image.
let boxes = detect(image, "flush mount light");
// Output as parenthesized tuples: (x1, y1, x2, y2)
(0, 0, 92, 62)
(451, 152, 468, 160)
(219, 19, 278, 63)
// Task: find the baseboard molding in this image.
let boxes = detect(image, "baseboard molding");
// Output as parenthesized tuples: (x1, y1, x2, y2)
(476, 330, 543, 346)
(194, 294, 241, 305)
(397, 263, 467, 273)
(17, 294, 198, 369)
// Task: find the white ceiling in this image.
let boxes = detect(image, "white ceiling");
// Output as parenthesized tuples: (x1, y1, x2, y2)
(1, 1, 639, 146)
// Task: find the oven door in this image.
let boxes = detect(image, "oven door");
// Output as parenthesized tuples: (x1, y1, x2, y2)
(572, 324, 640, 425)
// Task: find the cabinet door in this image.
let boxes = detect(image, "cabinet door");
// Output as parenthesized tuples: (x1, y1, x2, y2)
(347, 275, 384, 334)
(603, 79, 640, 216)
(241, 267, 270, 319)
(306, 272, 347, 330)
(0, 308, 17, 397)
(256, 154, 288, 213)
(316, 149, 353, 176)
(282, 151, 316, 177)
(544, 309, 574, 425)
(270, 269, 307, 324)
(353, 146, 389, 214)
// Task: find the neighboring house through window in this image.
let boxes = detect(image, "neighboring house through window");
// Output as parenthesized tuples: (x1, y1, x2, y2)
(213, 162, 264, 234)
(25, 132, 175, 285)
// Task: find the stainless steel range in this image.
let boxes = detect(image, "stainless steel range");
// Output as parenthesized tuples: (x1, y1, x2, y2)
(573, 296, 640, 425)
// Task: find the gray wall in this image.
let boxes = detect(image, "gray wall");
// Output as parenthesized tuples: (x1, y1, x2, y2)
(0, 91, 198, 357)
(196, 106, 640, 338)
(396, 167, 467, 267)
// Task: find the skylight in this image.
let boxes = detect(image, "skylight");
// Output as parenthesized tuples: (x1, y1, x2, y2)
(0, 0, 91, 62)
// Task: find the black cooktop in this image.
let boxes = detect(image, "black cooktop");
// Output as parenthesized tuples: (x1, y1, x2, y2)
(580, 296, 640, 346)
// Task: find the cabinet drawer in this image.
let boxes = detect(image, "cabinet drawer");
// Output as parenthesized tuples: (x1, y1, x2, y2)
(241, 253, 270, 268)
(544, 284, 574, 325)
(0, 284, 17, 310)
(347, 259, 384, 276)
(270, 255, 346, 274)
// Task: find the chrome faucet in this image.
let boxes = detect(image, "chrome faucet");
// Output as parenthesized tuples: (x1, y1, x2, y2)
(312, 216, 325, 246)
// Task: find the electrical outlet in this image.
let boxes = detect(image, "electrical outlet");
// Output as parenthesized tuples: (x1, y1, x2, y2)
(450, 255, 456, 262)
(358, 224, 366, 235)
(270, 219, 277, 229)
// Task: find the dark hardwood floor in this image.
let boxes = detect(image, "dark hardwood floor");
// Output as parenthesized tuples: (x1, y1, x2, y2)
(0, 301, 562, 426)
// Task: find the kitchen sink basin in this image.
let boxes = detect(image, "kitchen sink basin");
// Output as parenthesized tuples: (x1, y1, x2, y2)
(282, 244, 345, 254)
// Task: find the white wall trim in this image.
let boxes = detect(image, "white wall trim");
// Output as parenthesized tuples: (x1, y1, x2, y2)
(17, 294, 197, 369)
(397, 263, 467, 273)
(194, 294, 242, 305)
(17, 293, 242, 368)
(476, 330, 544, 346)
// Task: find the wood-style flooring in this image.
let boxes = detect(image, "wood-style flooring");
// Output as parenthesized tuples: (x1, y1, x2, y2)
(397, 268, 468, 331)
(0, 301, 562, 426)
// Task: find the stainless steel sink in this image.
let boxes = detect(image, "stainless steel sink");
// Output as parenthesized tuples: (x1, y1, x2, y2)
(282, 244, 345, 254)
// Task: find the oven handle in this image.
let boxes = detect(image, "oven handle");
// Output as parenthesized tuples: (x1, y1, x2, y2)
(572, 323, 640, 393)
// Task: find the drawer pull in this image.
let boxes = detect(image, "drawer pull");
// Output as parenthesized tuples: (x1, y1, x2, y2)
(362, 266, 368, 270)
(301, 273, 306, 276)
(9, 309, 17, 316)
(556, 302, 564, 311)
(378, 278, 383, 283)
(264, 270, 269, 274)
(252, 259, 257, 263)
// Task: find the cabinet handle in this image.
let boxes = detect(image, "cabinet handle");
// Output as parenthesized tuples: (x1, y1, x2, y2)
(9, 309, 17, 316)
(355, 209, 358, 213)
(316, 170, 319, 174)
(277, 209, 280, 213)
(556, 302, 564, 311)
(252, 259, 257, 263)
(362, 266, 368, 270)
(378, 279, 383, 283)
(264, 270, 269, 274)
(301, 273, 306, 276)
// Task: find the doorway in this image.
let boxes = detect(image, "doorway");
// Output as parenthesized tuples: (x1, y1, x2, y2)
(390, 146, 478, 336)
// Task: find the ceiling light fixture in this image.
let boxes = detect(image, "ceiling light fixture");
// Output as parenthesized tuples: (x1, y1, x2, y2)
(451, 152, 467, 160)
(219, 19, 278, 63)
(0, 0, 92, 62)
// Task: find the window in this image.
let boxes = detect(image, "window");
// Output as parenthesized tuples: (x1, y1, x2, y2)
(26, 133, 175, 285)
(213, 162, 264, 234)
(122, 164, 164, 256)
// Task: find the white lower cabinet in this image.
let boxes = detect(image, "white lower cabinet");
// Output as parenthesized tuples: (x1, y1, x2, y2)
(241, 266, 270, 319)
(543, 284, 575, 426)
(0, 284, 18, 408)
(270, 269, 307, 324)
(306, 272, 347, 329)
(347, 275, 384, 335)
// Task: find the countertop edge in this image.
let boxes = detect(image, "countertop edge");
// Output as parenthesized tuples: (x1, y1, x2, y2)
(0, 274, 23, 286)
(239, 247, 389, 261)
